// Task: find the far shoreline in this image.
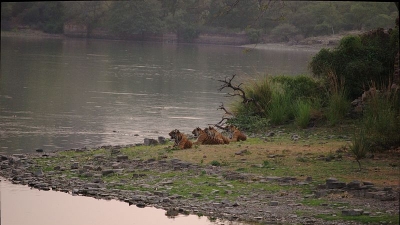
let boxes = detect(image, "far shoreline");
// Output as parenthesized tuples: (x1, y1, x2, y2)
(1, 29, 338, 51)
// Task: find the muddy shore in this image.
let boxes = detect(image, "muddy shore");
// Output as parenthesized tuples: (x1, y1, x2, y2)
(1, 143, 398, 225)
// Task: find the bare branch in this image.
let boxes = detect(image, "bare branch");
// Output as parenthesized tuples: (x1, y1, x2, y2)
(217, 74, 253, 104)
(217, 102, 233, 116)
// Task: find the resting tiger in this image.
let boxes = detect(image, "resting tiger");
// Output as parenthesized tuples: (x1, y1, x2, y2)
(169, 129, 192, 149)
(192, 127, 224, 145)
(206, 126, 230, 144)
(227, 125, 247, 142)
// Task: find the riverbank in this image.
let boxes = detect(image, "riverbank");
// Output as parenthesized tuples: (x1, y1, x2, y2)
(1, 29, 358, 50)
(1, 127, 399, 225)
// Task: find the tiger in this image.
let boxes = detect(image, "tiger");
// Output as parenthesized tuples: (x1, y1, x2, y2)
(227, 125, 247, 142)
(192, 127, 224, 145)
(168, 129, 193, 149)
(206, 126, 230, 144)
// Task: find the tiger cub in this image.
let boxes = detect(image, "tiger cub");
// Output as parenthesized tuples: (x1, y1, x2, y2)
(192, 127, 223, 145)
(227, 125, 247, 142)
(206, 126, 230, 144)
(169, 129, 192, 149)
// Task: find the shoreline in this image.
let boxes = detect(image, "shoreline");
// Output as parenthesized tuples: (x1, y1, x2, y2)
(1, 141, 398, 225)
(1, 29, 335, 51)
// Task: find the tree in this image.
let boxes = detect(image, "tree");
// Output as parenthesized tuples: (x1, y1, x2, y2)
(63, 1, 112, 34)
(108, 0, 164, 38)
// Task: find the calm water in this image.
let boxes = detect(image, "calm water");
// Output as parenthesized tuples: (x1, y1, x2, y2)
(0, 179, 245, 225)
(0, 36, 318, 154)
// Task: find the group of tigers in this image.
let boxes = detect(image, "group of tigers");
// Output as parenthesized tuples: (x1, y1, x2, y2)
(168, 125, 247, 150)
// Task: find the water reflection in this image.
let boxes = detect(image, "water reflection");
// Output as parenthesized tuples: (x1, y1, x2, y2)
(1, 179, 246, 225)
(1, 36, 317, 154)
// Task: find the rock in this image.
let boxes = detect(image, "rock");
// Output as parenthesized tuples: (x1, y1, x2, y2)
(291, 134, 300, 141)
(192, 193, 202, 197)
(117, 155, 128, 161)
(83, 165, 94, 171)
(144, 138, 158, 146)
(269, 201, 279, 206)
(235, 149, 248, 156)
(158, 136, 166, 144)
(266, 131, 275, 137)
(347, 180, 362, 189)
(102, 169, 114, 176)
(342, 209, 363, 216)
(111, 149, 121, 155)
(36, 149, 44, 153)
(305, 176, 313, 182)
(33, 169, 43, 177)
(71, 162, 79, 170)
(326, 178, 346, 189)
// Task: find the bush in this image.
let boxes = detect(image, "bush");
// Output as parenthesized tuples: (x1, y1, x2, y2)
(309, 29, 398, 99)
(271, 75, 324, 100)
(229, 75, 325, 130)
(245, 28, 262, 44)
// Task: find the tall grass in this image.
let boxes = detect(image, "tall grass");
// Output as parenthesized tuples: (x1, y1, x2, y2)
(361, 84, 400, 149)
(229, 75, 325, 130)
(350, 130, 370, 171)
(267, 86, 294, 125)
(244, 76, 273, 116)
(325, 71, 350, 126)
(295, 99, 312, 128)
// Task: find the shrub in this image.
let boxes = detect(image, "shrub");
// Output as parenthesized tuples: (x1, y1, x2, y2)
(210, 160, 221, 167)
(245, 28, 262, 44)
(349, 130, 370, 171)
(361, 87, 400, 149)
(309, 29, 398, 99)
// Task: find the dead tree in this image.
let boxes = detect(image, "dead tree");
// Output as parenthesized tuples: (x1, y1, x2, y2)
(210, 102, 233, 130)
(217, 74, 252, 104)
(217, 74, 265, 114)
(211, 74, 266, 130)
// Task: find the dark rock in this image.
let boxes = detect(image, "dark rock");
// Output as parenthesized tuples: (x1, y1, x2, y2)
(158, 136, 166, 144)
(117, 155, 128, 161)
(269, 201, 279, 206)
(111, 149, 121, 155)
(346, 180, 362, 189)
(102, 169, 114, 176)
(144, 138, 158, 146)
(326, 178, 346, 189)
(71, 162, 79, 170)
(342, 209, 363, 216)
(36, 149, 44, 153)
(266, 132, 275, 137)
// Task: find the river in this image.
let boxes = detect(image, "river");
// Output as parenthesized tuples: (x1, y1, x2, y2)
(1, 35, 321, 225)
(1, 36, 318, 154)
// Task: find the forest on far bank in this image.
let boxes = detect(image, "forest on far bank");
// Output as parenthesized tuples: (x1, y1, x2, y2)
(1, 1, 398, 43)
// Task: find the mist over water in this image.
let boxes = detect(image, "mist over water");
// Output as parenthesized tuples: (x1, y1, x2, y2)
(0, 36, 317, 154)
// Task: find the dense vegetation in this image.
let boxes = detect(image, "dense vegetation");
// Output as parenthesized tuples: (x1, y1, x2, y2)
(227, 24, 399, 152)
(1, 1, 398, 42)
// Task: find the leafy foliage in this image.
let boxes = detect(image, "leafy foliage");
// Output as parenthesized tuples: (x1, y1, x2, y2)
(1, 1, 397, 39)
(309, 28, 398, 99)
